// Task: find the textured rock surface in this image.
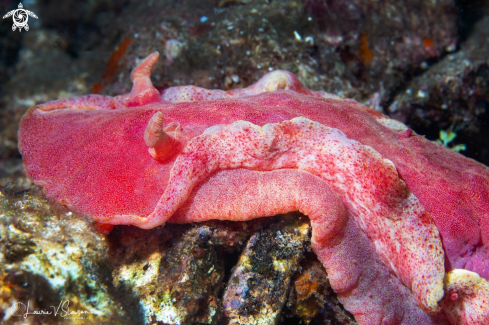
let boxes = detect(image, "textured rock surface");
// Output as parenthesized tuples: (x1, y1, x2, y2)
(88, 0, 458, 104)
(223, 214, 311, 324)
(109, 221, 248, 324)
(0, 188, 128, 324)
(107, 215, 360, 324)
(389, 15, 489, 164)
(285, 259, 357, 324)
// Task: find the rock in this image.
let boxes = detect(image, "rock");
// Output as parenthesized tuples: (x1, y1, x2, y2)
(109, 221, 248, 324)
(0, 188, 129, 324)
(223, 214, 310, 324)
(389, 15, 489, 165)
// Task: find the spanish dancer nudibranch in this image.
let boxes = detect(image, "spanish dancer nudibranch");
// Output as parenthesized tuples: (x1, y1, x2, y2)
(18, 52, 489, 324)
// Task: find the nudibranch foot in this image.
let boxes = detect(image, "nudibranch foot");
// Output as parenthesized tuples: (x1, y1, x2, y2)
(95, 214, 159, 229)
(441, 269, 489, 325)
(144, 112, 182, 162)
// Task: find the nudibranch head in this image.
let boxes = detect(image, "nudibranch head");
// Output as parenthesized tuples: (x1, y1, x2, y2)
(144, 111, 182, 163)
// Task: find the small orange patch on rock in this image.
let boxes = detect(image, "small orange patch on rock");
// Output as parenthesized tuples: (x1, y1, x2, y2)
(422, 37, 435, 49)
(94, 223, 115, 235)
(288, 260, 329, 322)
(358, 33, 374, 65)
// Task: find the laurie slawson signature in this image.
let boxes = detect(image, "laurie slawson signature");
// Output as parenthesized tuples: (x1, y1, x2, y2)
(9, 300, 94, 318)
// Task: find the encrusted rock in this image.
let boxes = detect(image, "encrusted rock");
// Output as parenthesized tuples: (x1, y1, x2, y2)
(304, 0, 458, 101)
(109, 221, 249, 324)
(388, 15, 489, 164)
(285, 259, 357, 325)
(223, 214, 310, 324)
(0, 188, 127, 324)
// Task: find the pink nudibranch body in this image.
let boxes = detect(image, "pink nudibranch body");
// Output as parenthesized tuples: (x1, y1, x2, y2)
(19, 52, 489, 325)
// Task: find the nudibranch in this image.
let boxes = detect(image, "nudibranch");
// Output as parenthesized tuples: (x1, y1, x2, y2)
(18, 52, 489, 324)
